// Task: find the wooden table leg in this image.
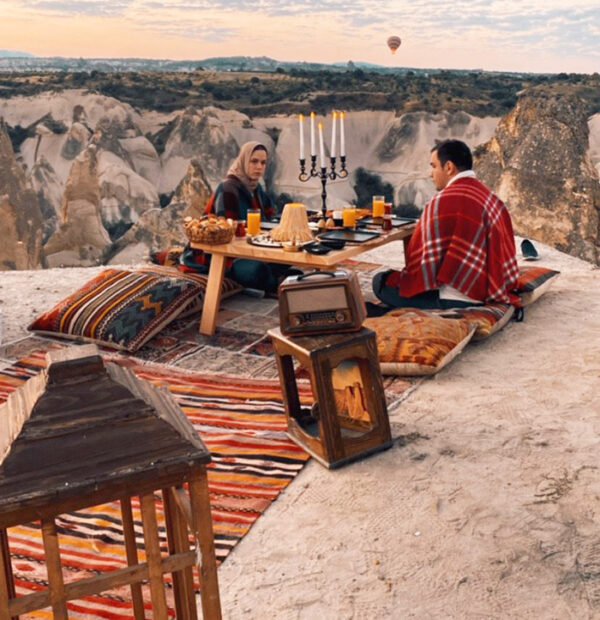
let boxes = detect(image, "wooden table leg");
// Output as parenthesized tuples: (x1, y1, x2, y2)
(164, 487, 197, 620)
(199, 254, 227, 336)
(41, 518, 68, 620)
(120, 497, 146, 620)
(140, 493, 169, 619)
(0, 529, 15, 620)
(189, 470, 222, 620)
(402, 233, 412, 265)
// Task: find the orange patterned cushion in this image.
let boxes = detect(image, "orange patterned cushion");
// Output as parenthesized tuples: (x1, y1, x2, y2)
(430, 303, 514, 341)
(364, 309, 475, 376)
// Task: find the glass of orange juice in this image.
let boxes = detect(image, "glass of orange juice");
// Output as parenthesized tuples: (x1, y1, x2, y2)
(372, 195, 385, 218)
(247, 208, 261, 236)
(342, 206, 357, 228)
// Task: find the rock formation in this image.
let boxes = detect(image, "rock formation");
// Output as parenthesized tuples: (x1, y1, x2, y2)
(0, 120, 44, 270)
(105, 201, 189, 265)
(2, 88, 600, 269)
(44, 145, 111, 267)
(169, 157, 213, 219)
(29, 156, 63, 242)
(105, 159, 214, 264)
(119, 135, 162, 184)
(97, 150, 159, 239)
(60, 121, 91, 161)
(475, 89, 600, 264)
(159, 106, 240, 194)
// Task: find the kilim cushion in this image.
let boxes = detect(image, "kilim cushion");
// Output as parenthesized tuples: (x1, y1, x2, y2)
(150, 245, 185, 267)
(136, 264, 242, 317)
(430, 303, 514, 341)
(28, 268, 220, 352)
(364, 309, 475, 376)
(513, 265, 560, 306)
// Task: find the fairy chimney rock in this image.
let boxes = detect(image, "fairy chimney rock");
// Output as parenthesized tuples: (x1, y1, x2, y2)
(475, 88, 600, 264)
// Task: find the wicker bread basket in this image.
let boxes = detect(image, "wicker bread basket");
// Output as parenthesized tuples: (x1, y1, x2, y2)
(183, 215, 234, 245)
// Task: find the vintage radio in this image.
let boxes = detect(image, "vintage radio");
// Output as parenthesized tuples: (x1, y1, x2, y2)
(278, 270, 366, 336)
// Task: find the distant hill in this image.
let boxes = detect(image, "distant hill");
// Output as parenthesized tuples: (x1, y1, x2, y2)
(0, 50, 35, 58)
(0, 64, 597, 119)
(0, 54, 538, 77)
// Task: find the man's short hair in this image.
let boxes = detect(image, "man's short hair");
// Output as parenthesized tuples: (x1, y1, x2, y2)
(432, 139, 473, 171)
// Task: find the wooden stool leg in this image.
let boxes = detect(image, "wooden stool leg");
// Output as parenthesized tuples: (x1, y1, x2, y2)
(0, 529, 15, 620)
(189, 470, 222, 620)
(120, 497, 146, 620)
(41, 518, 68, 620)
(164, 488, 198, 620)
(140, 493, 169, 619)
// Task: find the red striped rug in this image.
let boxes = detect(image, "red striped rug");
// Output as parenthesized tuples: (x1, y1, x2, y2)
(0, 350, 312, 619)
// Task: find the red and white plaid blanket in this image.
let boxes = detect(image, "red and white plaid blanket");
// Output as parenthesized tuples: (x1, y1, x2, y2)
(388, 176, 520, 305)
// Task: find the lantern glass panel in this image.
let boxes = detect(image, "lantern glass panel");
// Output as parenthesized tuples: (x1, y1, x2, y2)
(331, 358, 373, 434)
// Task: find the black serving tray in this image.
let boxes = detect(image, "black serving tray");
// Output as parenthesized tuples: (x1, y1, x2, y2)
(318, 229, 380, 244)
(358, 217, 417, 227)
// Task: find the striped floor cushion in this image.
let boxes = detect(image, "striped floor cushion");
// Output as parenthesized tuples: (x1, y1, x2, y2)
(514, 265, 560, 306)
(28, 267, 241, 352)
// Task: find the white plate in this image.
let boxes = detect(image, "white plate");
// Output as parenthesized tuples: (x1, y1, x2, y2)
(247, 234, 314, 249)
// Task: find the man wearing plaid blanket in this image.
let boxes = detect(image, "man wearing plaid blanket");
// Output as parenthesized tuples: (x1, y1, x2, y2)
(370, 139, 519, 315)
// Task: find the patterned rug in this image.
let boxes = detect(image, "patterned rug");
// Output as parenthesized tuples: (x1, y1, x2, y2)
(107, 259, 415, 409)
(0, 350, 313, 619)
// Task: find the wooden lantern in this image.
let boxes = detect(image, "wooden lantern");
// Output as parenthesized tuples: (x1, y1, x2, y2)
(0, 345, 221, 620)
(268, 327, 392, 469)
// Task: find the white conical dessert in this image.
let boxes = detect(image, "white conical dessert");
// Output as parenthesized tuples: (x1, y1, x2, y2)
(270, 203, 313, 243)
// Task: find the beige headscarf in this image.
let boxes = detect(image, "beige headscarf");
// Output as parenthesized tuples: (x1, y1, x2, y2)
(227, 141, 268, 192)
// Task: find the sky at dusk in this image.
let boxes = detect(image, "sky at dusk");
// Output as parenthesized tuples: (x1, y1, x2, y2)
(1, 0, 598, 74)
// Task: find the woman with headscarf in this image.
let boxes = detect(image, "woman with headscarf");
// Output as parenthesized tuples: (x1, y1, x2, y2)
(213, 141, 275, 221)
(181, 141, 299, 294)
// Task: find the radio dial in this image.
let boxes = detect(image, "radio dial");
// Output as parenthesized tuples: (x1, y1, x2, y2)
(335, 311, 345, 323)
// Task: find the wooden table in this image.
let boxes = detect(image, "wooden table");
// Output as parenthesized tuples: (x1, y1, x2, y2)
(191, 224, 415, 335)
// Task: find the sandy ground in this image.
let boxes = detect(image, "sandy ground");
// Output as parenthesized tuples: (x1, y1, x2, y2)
(1, 238, 599, 619)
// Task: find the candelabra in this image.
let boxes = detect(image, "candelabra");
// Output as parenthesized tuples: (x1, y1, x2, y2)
(298, 155, 348, 220)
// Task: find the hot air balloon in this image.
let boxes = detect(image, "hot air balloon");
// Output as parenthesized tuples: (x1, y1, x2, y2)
(387, 35, 401, 54)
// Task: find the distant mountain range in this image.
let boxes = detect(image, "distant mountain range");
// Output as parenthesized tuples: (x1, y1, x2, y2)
(0, 50, 35, 58)
(0, 53, 532, 76)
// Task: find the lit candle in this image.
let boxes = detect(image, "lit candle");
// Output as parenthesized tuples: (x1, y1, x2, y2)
(310, 111, 316, 156)
(340, 111, 346, 157)
(318, 122, 325, 167)
(331, 111, 337, 158)
(298, 113, 305, 160)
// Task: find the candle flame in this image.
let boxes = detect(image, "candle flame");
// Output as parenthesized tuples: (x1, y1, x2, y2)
(299, 113, 304, 120)
(310, 111, 315, 118)
(318, 122, 323, 129)
(333, 111, 338, 118)
(340, 111, 345, 119)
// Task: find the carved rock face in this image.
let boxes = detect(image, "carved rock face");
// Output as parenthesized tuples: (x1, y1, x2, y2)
(0, 121, 44, 270)
(476, 90, 600, 264)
